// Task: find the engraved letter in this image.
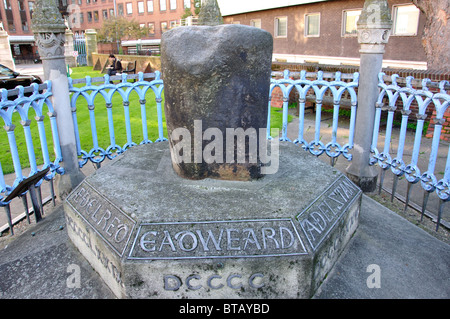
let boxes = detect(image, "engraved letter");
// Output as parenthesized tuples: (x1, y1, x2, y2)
(97, 209, 112, 231)
(114, 224, 129, 243)
(279, 227, 295, 249)
(186, 274, 202, 290)
(310, 211, 327, 232)
(159, 230, 177, 252)
(227, 274, 243, 289)
(175, 231, 198, 252)
(164, 275, 182, 291)
(196, 229, 223, 252)
(226, 228, 241, 250)
(140, 231, 158, 252)
(249, 273, 265, 289)
(207, 275, 224, 290)
(262, 227, 280, 249)
(243, 228, 262, 250)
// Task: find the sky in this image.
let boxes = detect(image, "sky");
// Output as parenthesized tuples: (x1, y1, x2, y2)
(216, 0, 327, 16)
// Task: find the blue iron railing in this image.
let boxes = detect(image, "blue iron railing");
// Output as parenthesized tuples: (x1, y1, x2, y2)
(372, 74, 449, 229)
(269, 70, 359, 165)
(1, 70, 449, 233)
(0, 82, 64, 232)
(68, 72, 167, 169)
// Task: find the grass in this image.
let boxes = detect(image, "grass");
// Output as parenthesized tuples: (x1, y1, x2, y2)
(0, 66, 291, 175)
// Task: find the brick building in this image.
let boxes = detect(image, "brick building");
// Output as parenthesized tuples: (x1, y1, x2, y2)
(0, 0, 194, 61)
(220, 0, 428, 70)
(68, 0, 192, 54)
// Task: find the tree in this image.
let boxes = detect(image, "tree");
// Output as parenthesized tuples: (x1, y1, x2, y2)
(181, 0, 202, 19)
(97, 16, 150, 44)
(412, 0, 449, 72)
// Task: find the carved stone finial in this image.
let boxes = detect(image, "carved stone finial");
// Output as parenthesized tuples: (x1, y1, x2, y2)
(197, 0, 223, 26)
(31, 0, 66, 61)
(31, 0, 66, 33)
(357, 0, 393, 53)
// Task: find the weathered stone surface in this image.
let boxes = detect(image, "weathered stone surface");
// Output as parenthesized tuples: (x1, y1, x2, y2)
(161, 25, 273, 181)
(63, 141, 361, 299)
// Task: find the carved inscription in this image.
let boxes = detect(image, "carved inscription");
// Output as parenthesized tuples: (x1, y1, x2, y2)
(66, 181, 136, 257)
(128, 219, 307, 260)
(297, 175, 361, 251)
(65, 214, 123, 285)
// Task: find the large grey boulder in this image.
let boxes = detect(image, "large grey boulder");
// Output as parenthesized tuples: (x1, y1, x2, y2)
(161, 25, 273, 181)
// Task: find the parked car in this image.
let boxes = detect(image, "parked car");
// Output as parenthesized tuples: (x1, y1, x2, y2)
(0, 63, 42, 91)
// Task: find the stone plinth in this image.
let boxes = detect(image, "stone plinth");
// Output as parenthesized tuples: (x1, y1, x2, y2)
(85, 29, 98, 67)
(63, 142, 361, 298)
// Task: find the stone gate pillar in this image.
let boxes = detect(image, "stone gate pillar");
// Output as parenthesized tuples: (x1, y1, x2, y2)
(32, 0, 84, 198)
(346, 0, 392, 192)
(85, 29, 97, 67)
(65, 28, 77, 68)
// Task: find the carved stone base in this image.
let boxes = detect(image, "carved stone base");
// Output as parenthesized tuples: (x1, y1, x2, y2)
(63, 142, 361, 298)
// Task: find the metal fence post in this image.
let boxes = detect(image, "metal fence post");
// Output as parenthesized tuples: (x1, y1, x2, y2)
(346, 0, 392, 192)
(32, 0, 84, 199)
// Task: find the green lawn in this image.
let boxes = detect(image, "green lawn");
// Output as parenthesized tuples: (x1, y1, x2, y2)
(0, 66, 291, 175)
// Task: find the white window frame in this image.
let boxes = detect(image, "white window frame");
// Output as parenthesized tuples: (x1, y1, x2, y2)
(342, 9, 361, 37)
(138, 1, 145, 14)
(274, 16, 287, 38)
(170, 0, 176, 10)
(160, 0, 166, 11)
(305, 13, 320, 37)
(147, 0, 154, 13)
(392, 4, 420, 36)
(126, 2, 133, 15)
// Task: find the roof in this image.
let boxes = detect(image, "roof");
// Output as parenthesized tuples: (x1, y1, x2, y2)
(217, 0, 329, 16)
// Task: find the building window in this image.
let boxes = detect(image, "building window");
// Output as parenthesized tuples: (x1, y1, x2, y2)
(184, 0, 190, 9)
(250, 19, 261, 29)
(147, 0, 153, 13)
(126, 2, 133, 15)
(342, 9, 361, 36)
(170, 0, 176, 10)
(102, 9, 108, 19)
(161, 21, 168, 32)
(3, 0, 11, 9)
(275, 17, 287, 38)
(87, 11, 92, 22)
(305, 13, 320, 37)
(148, 23, 155, 35)
(160, 0, 166, 11)
(392, 4, 420, 36)
(93, 10, 99, 22)
(138, 1, 145, 14)
(118, 3, 124, 16)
